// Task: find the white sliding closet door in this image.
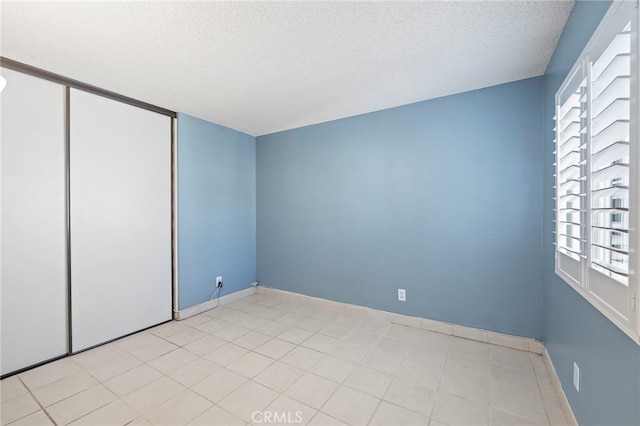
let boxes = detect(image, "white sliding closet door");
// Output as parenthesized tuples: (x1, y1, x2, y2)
(70, 89, 172, 352)
(1, 68, 67, 375)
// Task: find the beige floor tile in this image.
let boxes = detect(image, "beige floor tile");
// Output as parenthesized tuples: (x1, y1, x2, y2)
(236, 314, 271, 330)
(256, 321, 291, 336)
(361, 347, 406, 375)
(144, 390, 212, 425)
(103, 364, 162, 397)
(284, 373, 338, 409)
(263, 395, 317, 425)
(212, 324, 251, 342)
(396, 357, 442, 390)
(490, 362, 539, 395)
(69, 400, 138, 426)
(194, 318, 230, 334)
(122, 376, 184, 414)
(1, 377, 28, 403)
(148, 321, 188, 339)
(277, 313, 308, 327)
(1, 293, 568, 426)
(254, 362, 305, 392)
(490, 384, 547, 424)
(256, 297, 284, 308)
(165, 328, 208, 347)
(321, 386, 379, 425)
(297, 317, 327, 333)
(19, 358, 83, 390)
(407, 344, 449, 366)
(234, 301, 268, 315)
(256, 308, 288, 321)
(179, 313, 212, 327)
(376, 336, 413, 353)
(1, 393, 40, 425)
(309, 356, 354, 383)
(47, 384, 116, 425)
(148, 348, 198, 373)
(188, 405, 245, 425)
(543, 399, 566, 426)
(130, 339, 179, 362)
(203, 343, 249, 366)
(329, 341, 369, 363)
(490, 407, 547, 426)
(439, 368, 489, 403)
(444, 351, 490, 380)
(383, 377, 436, 415)
(432, 392, 489, 426)
(489, 346, 533, 371)
(72, 344, 126, 370)
(308, 411, 348, 426)
(227, 352, 274, 378)
(301, 334, 341, 353)
(32, 371, 98, 407)
(278, 327, 314, 345)
(203, 306, 235, 318)
(318, 323, 354, 339)
(344, 365, 394, 398)
(413, 330, 453, 350)
(369, 400, 429, 426)
(114, 332, 164, 353)
(191, 368, 247, 403)
(6, 410, 53, 426)
(168, 358, 221, 387)
(385, 324, 425, 342)
(232, 331, 271, 350)
(183, 335, 227, 356)
(87, 353, 142, 382)
(449, 339, 489, 360)
(218, 381, 278, 421)
(280, 346, 324, 370)
(255, 338, 296, 360)
(127, 416, 151, 425)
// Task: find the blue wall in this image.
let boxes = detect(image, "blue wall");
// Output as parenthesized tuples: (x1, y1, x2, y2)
(542, 1, 640, 425)
(177, 113, 256, 310)
(257, 78, 544, 339)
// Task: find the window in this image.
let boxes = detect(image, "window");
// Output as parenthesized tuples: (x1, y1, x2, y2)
(555, 0, 640, 342)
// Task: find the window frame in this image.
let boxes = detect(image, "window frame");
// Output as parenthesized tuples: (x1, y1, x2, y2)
(554, 0, 640, 343)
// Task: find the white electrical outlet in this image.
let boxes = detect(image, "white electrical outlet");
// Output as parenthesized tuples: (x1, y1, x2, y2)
(573, 362, 580, 392)
(216, 276, 223, 288)
(398, 289, 406, 301)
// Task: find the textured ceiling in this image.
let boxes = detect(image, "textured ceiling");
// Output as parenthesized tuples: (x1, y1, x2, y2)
(0, 1, 573, 136)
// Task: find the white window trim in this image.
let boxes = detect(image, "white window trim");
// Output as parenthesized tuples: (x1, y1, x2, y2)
(555, 0, 640, 344)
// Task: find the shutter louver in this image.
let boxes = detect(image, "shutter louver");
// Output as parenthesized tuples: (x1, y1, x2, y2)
(590, 22, 631, 286)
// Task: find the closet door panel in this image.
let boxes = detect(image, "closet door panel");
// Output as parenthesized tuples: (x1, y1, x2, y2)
(70, 89, 172, 352)
(1, 68, 67, 375)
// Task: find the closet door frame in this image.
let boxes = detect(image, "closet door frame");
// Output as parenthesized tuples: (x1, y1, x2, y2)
(0, 57, 178, 375)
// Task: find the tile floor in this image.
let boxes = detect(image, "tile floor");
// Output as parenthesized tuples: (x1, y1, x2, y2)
(1, 293, 569, 425)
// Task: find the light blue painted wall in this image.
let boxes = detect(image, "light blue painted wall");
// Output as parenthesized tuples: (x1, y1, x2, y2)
(177, 113, 256, 310)
(542, 1, 640, 425)
(257, 78, 544, 339)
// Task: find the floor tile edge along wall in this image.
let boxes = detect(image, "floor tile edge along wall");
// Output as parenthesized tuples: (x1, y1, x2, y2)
(257, 77, 544, 340)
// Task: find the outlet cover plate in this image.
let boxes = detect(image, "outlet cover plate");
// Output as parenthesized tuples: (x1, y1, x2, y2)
(398, 289, 406, 302)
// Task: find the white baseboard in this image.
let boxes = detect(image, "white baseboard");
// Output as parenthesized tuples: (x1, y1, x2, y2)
(543, 348, 579, 426)
(174, 286, 256, 320)
(256, 286, 543, 353)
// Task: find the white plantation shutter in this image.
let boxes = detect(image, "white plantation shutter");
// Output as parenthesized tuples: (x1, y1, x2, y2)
(556, 66, 586, 283)
(555, 0, 639, 341)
